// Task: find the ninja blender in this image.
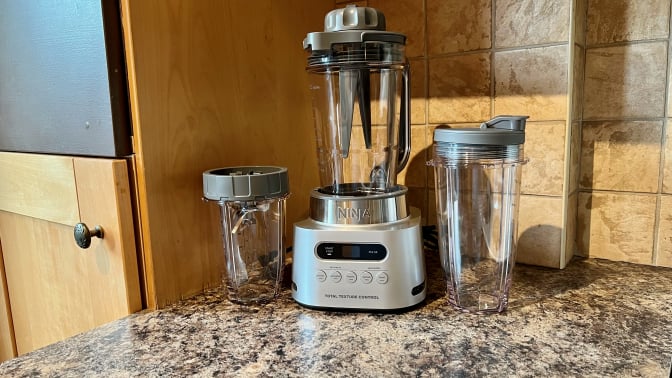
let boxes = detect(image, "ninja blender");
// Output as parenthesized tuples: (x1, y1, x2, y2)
(292, 5, 426, 311)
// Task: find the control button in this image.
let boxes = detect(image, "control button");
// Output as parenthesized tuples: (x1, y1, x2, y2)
(361, 271, 373, 284)
(329, 270, 342, 283)
(345, 271, 357, 283)
(316, 270, 327, 282)
(376, 272, 389, 284)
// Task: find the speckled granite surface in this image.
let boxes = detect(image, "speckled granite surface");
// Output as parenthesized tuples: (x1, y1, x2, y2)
(1, 254, 671, 377)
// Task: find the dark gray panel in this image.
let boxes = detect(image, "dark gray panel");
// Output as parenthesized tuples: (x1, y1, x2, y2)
(0, 0, 132, 157)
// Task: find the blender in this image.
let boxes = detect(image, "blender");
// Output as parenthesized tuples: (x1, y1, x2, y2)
(292, 5, 426, 311)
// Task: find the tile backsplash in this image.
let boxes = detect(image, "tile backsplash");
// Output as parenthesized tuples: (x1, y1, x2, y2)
(333, 0, 672, 268)
(581, 0, 672, 268)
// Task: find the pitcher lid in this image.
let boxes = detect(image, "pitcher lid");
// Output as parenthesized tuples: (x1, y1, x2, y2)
(304, 5, 405, 51)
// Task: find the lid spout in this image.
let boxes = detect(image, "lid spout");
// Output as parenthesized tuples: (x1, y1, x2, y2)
(480, 115, 529, 131)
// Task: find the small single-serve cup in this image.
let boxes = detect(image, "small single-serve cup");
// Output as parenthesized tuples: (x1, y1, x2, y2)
(203, 166, 289, 304)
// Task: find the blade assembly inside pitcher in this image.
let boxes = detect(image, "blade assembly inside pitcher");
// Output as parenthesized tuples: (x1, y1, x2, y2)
(339, 68, 372, 158)
(358, 69, 372, 149)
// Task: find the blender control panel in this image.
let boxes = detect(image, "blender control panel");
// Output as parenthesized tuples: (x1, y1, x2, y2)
(315, 269, 389, 284)
(316, 243, 387, 261)
(292, 211, 426, 310)
(314, 243, 393, 292)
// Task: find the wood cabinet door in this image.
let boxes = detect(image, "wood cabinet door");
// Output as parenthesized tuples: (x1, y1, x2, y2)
(0, 152, 142, 356)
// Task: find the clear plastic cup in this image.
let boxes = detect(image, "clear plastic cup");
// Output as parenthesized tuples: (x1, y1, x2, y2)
(429, 116, 527, 313)
(203, 167, 289, 304)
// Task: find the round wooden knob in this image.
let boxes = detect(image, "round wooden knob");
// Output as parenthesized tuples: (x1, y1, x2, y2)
(73, 223, 104, 249)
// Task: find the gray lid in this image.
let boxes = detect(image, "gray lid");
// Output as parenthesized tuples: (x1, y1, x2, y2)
(304, 5, 405, 51)
(433, 115, 529, 145)
(203, 166, 289, 202)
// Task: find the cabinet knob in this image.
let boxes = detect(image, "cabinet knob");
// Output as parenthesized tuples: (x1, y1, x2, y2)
(73, 223, 104, 249)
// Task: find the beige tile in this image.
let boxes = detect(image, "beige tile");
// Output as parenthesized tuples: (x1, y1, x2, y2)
(657, 195, 672, 267)
(494, 45, 569, 121)
(398, 126, 428, 188)
(583, 42, 667, 119)
(663, 123, 672, 193)
(426, 0, 491, 55)
(517, 195, 564, 268)
(577, 192, 655, 264)
(573, 0, 588, 46)
(564, 191, 578, 267)
(369, 0, 424, 58)
(568, 121, 581, 194)
(521, 121, 567, 196)
(571, 44, 585, 122)
(586, 0, 670, 45)
(409, 59, 426, 125)
(495, 0, 571, 48)
(428, 53, 491, 123)
(580, 120, 662, 192)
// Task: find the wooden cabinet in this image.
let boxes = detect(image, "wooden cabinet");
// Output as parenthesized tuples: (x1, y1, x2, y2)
(0, 1, 131, 157)
(0, 152, 141, 356)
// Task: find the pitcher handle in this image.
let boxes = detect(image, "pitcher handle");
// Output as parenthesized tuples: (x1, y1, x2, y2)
(397, 61, 411, 172)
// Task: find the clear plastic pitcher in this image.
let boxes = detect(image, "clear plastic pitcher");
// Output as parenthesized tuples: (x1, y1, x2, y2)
(304, 4, 410, 196)
(429, 116, 528, 313)
(203, 167, 289, 304)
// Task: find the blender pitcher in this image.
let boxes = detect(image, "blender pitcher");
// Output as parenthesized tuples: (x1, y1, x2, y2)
(304, 4, 410, 196)
(203, 166, 289, 304)
(429, 116, 528, 313)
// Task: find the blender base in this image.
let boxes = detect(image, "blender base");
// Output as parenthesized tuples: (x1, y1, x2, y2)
(291, 208, 426, 311)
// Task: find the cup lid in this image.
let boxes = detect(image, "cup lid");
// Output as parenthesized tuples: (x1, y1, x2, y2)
(203, 166, 289, 202)
(433, 115, 528, 146)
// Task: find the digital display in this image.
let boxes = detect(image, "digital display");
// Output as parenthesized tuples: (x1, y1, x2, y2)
(316, 243, 387, 261)
(342, 245, 360, 258)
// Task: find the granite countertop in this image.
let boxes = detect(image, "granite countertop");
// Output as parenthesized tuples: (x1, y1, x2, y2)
(1, 253, 671, 377)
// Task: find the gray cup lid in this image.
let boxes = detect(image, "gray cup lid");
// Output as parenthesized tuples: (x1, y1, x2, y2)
(433, 115, 528, 145)
(203, 166, 289, 202)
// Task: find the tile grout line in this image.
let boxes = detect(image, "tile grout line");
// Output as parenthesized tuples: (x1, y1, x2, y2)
(577, 188, 660, 196)
(576, 38, 587, 257)
(422, 0, 430, 224)
(425, 41, 570, 61)
(651, 2, 672, 266)
(490, 0, 496, 118)
(586, 37, 670, 50)
(582, 116, 667, 123)
(576, 0, 589, 259)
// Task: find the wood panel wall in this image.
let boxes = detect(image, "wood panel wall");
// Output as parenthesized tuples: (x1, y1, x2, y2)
(0, 242, 17, 361)
(121, 1, 332, 307)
